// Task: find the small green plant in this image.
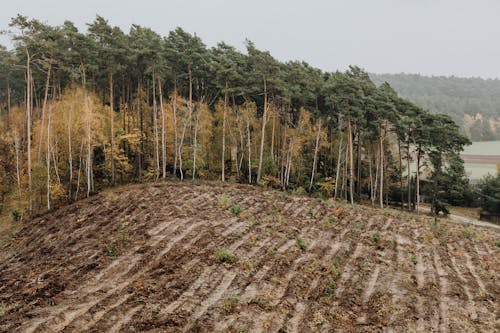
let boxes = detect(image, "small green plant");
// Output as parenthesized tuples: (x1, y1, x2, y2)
(296, 237, 307, 251)
(330, 257, 342, 279)
(383, 209, 392, 217)
(307, 209, 315, 218)
(214, 247, 236, 264)
(410, 253, 417, 265)
(12, 209, 21, 222)
(223, 294, 241, 312)
(371, 232, 381, 244)
(463, 228, 473, 239)
(322, 215, 338, 230)
(328, 312, 337, 319)
(230, 204, 242, 215)
(219, 193, 229, 207)
(324, 280, 336, 296)
(495, 240, 500, 248)
(108, 242, 118, 257)
(238, 327, 249, 333)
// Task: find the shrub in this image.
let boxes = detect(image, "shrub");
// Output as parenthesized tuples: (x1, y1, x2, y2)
(214, 247, 236, 264)
(230, 204, 241, 215)
(296, 237, 307, 251)
(12, 209, 21, 222)
(371, 232, 381, 244)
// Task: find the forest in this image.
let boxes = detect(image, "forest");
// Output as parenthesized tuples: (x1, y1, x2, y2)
(0, 15, 474, 219)
(371, 73, 500, 141)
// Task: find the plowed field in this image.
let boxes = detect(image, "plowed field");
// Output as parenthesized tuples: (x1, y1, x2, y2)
(0, 182, 498, 332)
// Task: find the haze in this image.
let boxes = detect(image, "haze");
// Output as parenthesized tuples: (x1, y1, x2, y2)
(1, 0, 499, 78)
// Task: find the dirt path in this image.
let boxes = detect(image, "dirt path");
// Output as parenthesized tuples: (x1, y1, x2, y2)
(0, 182, 498, 332)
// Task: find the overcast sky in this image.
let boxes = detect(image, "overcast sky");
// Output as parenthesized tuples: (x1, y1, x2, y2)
(1, 0, 499, 78)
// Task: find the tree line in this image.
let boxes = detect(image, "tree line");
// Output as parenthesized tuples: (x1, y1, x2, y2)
(0, 15, 472, 219)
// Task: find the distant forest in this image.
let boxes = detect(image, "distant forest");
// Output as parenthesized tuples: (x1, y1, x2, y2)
(370, 74, 500, 141)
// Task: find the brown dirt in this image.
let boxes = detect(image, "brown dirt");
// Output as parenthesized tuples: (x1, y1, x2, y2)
(0, 182, 499, 333)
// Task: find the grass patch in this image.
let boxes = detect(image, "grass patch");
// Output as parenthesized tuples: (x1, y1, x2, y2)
(230, 204, 242, 215)
(410, 253, 417, 265)
(296, 237, 307, 251)
(219, 193, 229, 208)
(371, 232, 381, 245)
(463, 228, 474, 239)
(214, 247, 236, 264)
(223, 294, 241, 312)
(495, 240, 500, 248)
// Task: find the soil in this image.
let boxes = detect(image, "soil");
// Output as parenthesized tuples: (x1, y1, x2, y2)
(0, 182, 498, 332)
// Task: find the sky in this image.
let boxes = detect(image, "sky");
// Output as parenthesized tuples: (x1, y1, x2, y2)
(1, 0, 500, 78)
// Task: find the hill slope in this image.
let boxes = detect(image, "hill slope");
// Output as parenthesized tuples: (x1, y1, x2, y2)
(0, 183, 499, 332)
(370, 73, 500, 141)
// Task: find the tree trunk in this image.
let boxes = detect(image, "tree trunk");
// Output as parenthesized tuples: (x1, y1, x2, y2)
(47, 103, 52, 210)
(26, 49, 32, 215)
(397, 135, 404, 209)
(347, 116, 354, 204)
(158, 77, 166, 179)
(81, 61, 92, 198)
(415, 144, 421, 215)
(192, 111, 199, 180)
(109, 71, 116, 185)
(222, 79, 228, 182)
(379, 127, 384, 209)
(37, 58, 52, 162)
(13, 129, 21, 199)
(173, 81, 178, 177)
(334, 135, 343, 200)
(407, 132, 412, 211)
(246, 113, 252, 184)
(356, 129, 362, 197)
(152, 71, 159, 180)
(309, 119, 322, 191)
(257, 77, 267, 183)
(67, 97, 73, 199)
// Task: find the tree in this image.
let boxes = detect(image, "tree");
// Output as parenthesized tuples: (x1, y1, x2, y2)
(246, 41, 280, 184)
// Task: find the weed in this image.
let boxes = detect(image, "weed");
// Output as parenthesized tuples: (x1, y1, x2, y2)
(463, 228, 473, 239)
(309, 259, 319, 271)
(383, 209, 392, 217)
(351, 222, 362, 233)
(322, 215, 338, 229)
(410, 253, 417, 265)
(371, 232, 381, 244)
(387, 238, 396, 250)
(313, 311, 328, 326)
(324, 280, 336, 296)
(330, 257, 342, 279)
(214, 247, 236, 264)
(219, 193, 229, 207)
(268, 246, 278, 254)
(230, 204, 242, 215)
(296, 237, 307, 251)
(238, 328, 249, 333)
(223, 295, 240, 312)
(496, 240, 500, 248)
(307, 209, 315, 218)
(108, 242, 118, 257)
(12, 209, 21, 222)
(328, 312, 337, 319)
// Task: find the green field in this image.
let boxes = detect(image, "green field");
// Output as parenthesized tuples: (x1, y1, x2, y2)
(462, 140, 500, 156)
(462, 141, 499, 180)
